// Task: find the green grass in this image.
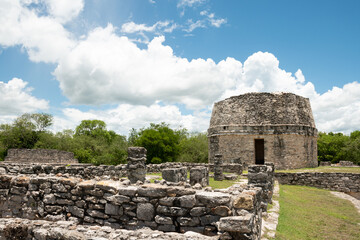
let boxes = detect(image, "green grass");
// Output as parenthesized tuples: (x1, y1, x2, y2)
(208, 175, 242, 189)
(276, 166, 360, 174)
(275, 185, 360, 240)
(145, 172, 241, 189)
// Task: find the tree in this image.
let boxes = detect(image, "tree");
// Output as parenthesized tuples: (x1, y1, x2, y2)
(75, 120, 115, 143)
(317, 132, 349, 163)
(134, 123, 182, 164)
(178, 132, 208, 163)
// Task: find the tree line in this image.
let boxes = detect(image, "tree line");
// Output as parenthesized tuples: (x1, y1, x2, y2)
(318, 131, 360, 165)
(0, 113, 359, 166)
(0, 113, 208, 165)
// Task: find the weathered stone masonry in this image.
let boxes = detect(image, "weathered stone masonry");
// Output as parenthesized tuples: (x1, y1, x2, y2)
(0, 173, 265, 239)
(0, 162, 242, 180)
(208, 92, 318, 170)
(275, 172, 360, 192)
(5, 148, 78, 164)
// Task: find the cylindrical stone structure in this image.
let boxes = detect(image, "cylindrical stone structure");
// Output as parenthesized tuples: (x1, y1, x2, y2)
(127, 147, 147, 184)
(208, 92, 318, 170)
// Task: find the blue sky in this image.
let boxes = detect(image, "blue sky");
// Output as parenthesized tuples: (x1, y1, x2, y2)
(0, 0, 359, 135)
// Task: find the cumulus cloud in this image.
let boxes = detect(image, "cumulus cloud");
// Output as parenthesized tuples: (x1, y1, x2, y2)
(54, 25, 238, 110)
(43, 0, 84, 23)
(52, 104, 210, 135)
(0, 78, 49, 115)
(1, 0, 359, 135)
(311, 82, 360, 133)
(0, 0, 81, 63)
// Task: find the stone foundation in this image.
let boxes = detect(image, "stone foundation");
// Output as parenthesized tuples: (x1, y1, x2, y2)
(0, 171, 267, 239)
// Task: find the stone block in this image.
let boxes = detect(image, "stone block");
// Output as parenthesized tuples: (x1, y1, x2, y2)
(233, 193, 254, 210)
(195, 191, 231, 208)
(190, 167, 209, 187)
(137, 203, 154, 221)
(162, 167, 187, 182)
(218, 214, 254, 233)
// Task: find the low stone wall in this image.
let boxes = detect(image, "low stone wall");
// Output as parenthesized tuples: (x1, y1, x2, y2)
(0, 163, 127, 179)
(5, 149, 78, 164)
(275, 172, 360, 192)
(0, 162, 242, 180)
(147, 162, 242, 174)
(0, 218, 217, 240)
(0, 174, 263, 239)
(339, 161, 358, 167)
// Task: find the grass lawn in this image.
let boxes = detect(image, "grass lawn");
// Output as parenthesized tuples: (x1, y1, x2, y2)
(275, 185, 360, 240)
(276, 166, 360, 174)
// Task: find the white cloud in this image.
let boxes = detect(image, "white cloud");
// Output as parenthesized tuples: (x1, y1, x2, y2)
(52, 103, 209, 136)
(121, 21, 177, 34)
(54, 25, 238, 110)
(184, 19, 206, 32)
(1, 0, 359, 135)
(0, 78, 49, 115)
(0, 0, 80, 63)
(177, 0, 206, 8)
(44, 0, 84, 23)
(311, 82, 360, 134)
(200, 10, 227, 28)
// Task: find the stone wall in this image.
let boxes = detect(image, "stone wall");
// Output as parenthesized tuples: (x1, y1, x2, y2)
(5, 149, 78, 164)
(146, 162, 242, 174)
(0, 174, 264, 239)
(208, 92, 318, 170)
(0, 218, 217, 240)
(0, 163, 127, 180)
(0, 162, 242, 179)
(209, 134, 317, 170)
(275, 172, 360, 192)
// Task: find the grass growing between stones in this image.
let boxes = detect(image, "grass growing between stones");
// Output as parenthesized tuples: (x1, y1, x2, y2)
(275, 185, 360, 240)
(276, 166, 360, 173)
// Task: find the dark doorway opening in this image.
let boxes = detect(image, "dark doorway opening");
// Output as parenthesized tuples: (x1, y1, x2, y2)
(255, 139, 265, 164)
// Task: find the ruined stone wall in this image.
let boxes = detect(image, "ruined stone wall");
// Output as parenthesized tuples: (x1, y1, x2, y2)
(0, 162, 242, 179)
(0, 218, 216, 240)
(208, 92, 318, 170)
(0, 174, 263, 239)
(5, 149, 78, 164)
(275, 172, 360, 192)
(209, 133, 317, 169)
(147, 162, 242, 174)
(0, 163, 127, 179)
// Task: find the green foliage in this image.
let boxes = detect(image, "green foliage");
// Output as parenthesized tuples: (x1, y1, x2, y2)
(317, 131, 360, 165)
(178, 132, 208, 163)
(151, 157, 162, 164)
(133, 123, 181, 164)
(0, 113, 54, 158)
